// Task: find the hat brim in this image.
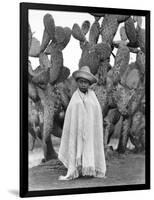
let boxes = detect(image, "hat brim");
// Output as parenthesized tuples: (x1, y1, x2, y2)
(72, 70, 97, 84)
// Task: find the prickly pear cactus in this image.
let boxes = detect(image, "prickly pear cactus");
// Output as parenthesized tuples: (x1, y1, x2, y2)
(28, 13, 71, 161)
(97, 60, 112, 85)
(113, 83, 135, 116)
(114, 44, 130, 76)
(40, 14, 55, 53)
(91, 84, 109, 116)
(130, 111, 145, 152)
(101, 15, 119, 44)
(136, 27, 145, 53)
(89, 21, 100, 44)
(136, 50, 145, 74)
(28, 12, 146, 159)
(72, 17, 113, 75)
(100, 15, 130, 44)
(78, 42, 112, 74)
(81, 20, 90, 35)
(104, 108, 121, 145)
(125, 17, 137, 46)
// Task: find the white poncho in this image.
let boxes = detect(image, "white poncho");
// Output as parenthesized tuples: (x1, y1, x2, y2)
(58, 88, 106, 180)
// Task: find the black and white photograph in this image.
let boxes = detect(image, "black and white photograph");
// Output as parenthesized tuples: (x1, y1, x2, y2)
(20, 2, 150, 198)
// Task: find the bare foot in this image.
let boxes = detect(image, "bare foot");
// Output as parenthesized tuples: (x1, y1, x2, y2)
(94, 174, 107, 179)
(58, 175, 71, 181)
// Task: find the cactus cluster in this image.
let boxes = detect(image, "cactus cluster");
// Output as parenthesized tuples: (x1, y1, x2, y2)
(71, 14, 145, 153)
(28, 13, 72, 161)
(28, 13, 145, 162)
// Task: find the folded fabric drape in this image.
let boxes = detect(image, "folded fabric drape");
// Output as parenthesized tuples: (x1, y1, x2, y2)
(58, 88, 106, 180)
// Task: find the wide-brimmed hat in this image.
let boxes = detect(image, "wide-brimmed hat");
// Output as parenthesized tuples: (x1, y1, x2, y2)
(72, 66, 97, 84)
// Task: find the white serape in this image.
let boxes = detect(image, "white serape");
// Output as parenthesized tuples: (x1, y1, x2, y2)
(58, 88, 106, 180)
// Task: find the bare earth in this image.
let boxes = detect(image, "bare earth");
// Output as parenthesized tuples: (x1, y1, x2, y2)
(28, 151, 145, 191)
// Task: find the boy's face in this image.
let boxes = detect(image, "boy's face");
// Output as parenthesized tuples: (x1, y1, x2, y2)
(77, 78, 90, 93)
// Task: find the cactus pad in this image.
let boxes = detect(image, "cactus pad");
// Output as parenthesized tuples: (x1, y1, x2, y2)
(54, 26, 65, 44)
(136, 51, 145, 74)
(56, 66, 70, 84)
(125, 17, 137, 45)
(49, 49, 63, 84)
(39, 53, 51, 69)
(29, 37, 41, 57)
(136, 27, 145, 53)
(116, 15, 130, 23)
(94, 42, 112, 60)
(40, 29, 50, 53)
(29, 82, 38, 101)
(43, 14, 55, 40)
(100, 15, 119, 44)
(72, 23, 86, 42)
(89, 21, 100, 44)
(114, 84, 135, 115)
(114, 44, 130, 76)
(125, 69, 140, 89)
(81, 20, 90, 35)
(120, 26, 128, 41)
(32, 68, 49, 85)
(97, 60, 112, 85)
(56, 27, 72, 50)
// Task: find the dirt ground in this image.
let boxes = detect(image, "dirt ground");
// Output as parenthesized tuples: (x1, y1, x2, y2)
(28, 149, 145, 191)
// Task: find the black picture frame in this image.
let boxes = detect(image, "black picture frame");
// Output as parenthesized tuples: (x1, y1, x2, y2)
(20, 2, 150, 198)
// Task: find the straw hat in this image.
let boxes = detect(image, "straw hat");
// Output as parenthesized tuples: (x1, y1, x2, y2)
(72, 66, 97, 84)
